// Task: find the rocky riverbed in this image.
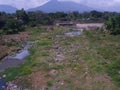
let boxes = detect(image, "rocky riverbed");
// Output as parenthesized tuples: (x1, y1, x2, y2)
(0, 41, 37, 72)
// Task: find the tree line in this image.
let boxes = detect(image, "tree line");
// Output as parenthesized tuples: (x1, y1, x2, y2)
(0, 9, 120, 35)
(105, 15, 120, 35)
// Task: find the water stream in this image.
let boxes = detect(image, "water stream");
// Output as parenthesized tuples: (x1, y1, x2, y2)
(65, 31, 81, 37)
(0, 41, 36, 72)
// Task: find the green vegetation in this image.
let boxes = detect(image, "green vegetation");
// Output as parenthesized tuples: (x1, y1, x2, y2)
(47, 81, 53, 87)
(0, 27, 52, 77)
(3, 19, 24, 34)
(0, 9, 120, 89)
(105, 15, 120, 35)
(0, 9, 119, 35)
(0, 25, 119, 89)
(83, 30, 120, 86)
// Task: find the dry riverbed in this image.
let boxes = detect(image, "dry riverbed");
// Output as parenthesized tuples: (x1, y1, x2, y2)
(0, 26, 120, 90)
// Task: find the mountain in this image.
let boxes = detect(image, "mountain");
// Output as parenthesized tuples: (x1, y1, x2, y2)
(105, 5, 120, 12)
(28, 0, 93, 13)
(0, 5, 17, 13)
(89, 3, 120, 12)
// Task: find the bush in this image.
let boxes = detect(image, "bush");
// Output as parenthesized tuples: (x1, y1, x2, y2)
(105, 15, 120, 35)
(3, 19, 25, 34)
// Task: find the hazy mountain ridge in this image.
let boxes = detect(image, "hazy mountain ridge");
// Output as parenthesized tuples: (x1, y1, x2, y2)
(0, 0, 120, 13)
(28, 0, 93, 12)
(0, 5, 17, 13)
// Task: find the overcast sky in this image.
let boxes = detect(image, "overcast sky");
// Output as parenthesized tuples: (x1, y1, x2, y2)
(0, 0, 120, 9)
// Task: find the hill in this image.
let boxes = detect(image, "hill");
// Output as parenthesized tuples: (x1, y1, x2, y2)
(28, 0, 92, 12)
(0, 5, 17, 13)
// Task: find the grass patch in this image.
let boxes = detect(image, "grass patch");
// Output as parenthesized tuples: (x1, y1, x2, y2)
(47, 81, 53, 87)
(0, 27, 51, 81)
(50, 64, 64, 70)
(84, 30, 120, 87)
(38, 40, 52, 46)
(0, 66, 32, 81)
(0, 26, 119, 89)
(41, 52, 49, 57)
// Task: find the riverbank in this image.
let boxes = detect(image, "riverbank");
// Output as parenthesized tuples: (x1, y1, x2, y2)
(0, 32, 29, 61)
(0, 26, 120, 90)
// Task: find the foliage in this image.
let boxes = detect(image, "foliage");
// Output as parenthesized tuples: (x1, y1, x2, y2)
(47, 81, 53, 87)
(3, 19, 24, 34)
(0, 10, 120, 35)
(83, 30, 120, 87)
(105, 15, 120, 35)
(16, 9, 29, 24)
(0, 12, 8, 29)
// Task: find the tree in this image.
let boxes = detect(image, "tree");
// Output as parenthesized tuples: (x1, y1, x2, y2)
(16, 9, 29, 24)
(0, 12, 8, 29)
(90, 10, 103, 18)
(105, 15, 120, 35)
(3, 19, 24, 34)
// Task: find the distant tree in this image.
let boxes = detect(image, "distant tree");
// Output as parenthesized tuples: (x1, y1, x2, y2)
(66, 12, 80, 20)
(82, 12, 90, 19)
(0, 12, 8, 29)
(90, 10, 103, 18)
(0, 19, 5, 29)
(27, 12, 37, 26)
(3, 19, 24, 34)
(0, 30, 3, 38)
(28, 11, 53, 26)
(105, 15, 120, 35)
(16, 9, 29, 24)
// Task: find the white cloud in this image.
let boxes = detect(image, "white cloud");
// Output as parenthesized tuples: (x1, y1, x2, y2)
(59, 0, 82, 3)
(114, 0, 120, 2)
(55, 0, 120, 8)
(0, 0, 49, 9)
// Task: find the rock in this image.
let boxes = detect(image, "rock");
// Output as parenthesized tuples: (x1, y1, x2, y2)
(49, 70, 58, 76)
(118, 71, 120, 75)
(2, 75, 6, 78)
(54, 54, 64, 62)
(6, 82, 22, 90)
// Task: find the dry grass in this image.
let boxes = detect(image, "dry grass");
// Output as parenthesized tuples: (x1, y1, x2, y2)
(1, 26, 119, 90)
